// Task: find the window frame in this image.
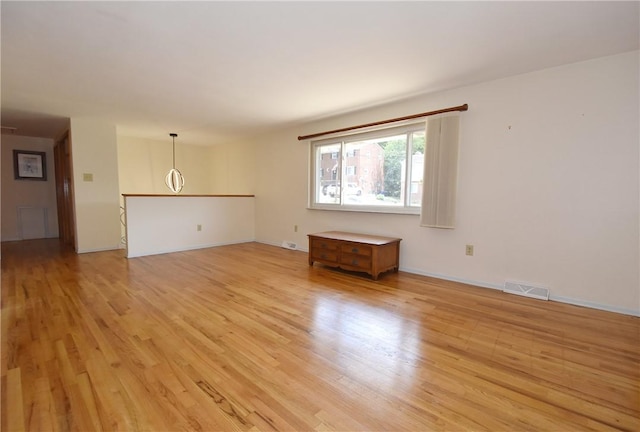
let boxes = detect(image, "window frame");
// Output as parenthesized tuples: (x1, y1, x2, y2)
(308, 122, 425, 215)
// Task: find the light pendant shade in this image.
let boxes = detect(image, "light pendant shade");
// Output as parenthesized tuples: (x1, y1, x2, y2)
(165, 133, 185, 193)
(165, 168, 184, 193)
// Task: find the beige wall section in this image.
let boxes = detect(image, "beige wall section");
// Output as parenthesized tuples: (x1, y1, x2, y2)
(118, 135, 255, 195)
(209, 142, 256, 194)
(252, 51, 640, 315)
(118, 136, 211, 194)
(117, 136, 169, 194)
(1, 135, 59, 241)
(70, 118, 121, 253)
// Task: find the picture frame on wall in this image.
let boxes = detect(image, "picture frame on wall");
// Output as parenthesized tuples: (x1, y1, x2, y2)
(13, 150, 47, 181)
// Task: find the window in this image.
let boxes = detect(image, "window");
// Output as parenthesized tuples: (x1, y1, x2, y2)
(310, 123, 425, 213)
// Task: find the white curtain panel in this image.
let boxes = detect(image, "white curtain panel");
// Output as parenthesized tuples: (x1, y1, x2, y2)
(420, 114, 460, 228)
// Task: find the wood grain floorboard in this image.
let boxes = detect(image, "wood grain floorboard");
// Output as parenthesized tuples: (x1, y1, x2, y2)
(1, 239, 638, 431)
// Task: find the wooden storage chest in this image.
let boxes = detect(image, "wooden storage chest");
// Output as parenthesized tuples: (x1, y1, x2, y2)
(308, 231, 401, 280)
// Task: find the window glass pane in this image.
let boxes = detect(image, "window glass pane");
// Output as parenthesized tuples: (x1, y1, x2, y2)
(409, 131, 425, 207)
(343, 134, 406, 207)
(316, 143, 341, 204)
(310, 122, 424, 213)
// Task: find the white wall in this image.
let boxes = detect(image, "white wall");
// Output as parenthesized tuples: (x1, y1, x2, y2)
(252, 51, 640, 316)
(1, 135, 59, 241)
(124, 195, 255, 258)
(70, 118, 121, 253)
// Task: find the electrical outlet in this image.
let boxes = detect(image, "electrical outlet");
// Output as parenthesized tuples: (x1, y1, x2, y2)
(465, 244, 474, 256)
(294, 225, 298, 232)
(197, 224, 202, 232)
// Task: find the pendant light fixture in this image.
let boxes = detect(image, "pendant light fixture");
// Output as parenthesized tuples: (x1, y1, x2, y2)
(165, 133, 184, 193)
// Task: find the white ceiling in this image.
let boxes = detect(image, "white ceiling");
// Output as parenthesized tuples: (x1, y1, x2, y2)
(1, 1, 638, 145)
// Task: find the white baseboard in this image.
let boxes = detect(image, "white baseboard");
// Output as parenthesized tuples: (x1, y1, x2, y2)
(0, 236, 21, 242)
(256, 241, 639, 317)
(260, 239, 309, 252)
(399, 266, 504, 291)
(1, 235, 58, 242)
(548, 295, 639, 317)
(77, 244, 123, 254)
(126, 238, 256, 258)
(399, 266, 639, 317)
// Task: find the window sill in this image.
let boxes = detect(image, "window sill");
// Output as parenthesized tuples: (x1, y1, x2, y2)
(308, 204, 420, 216)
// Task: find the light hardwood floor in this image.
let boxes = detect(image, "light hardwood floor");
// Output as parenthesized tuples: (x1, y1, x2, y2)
(2, 239, 639, 431)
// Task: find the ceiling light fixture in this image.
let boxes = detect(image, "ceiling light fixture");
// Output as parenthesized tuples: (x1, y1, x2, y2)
(165, 133, 184, 194)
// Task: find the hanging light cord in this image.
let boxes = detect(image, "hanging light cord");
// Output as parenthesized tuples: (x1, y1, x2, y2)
(170, 133, 177, 169)
(166, 133, 184, 193)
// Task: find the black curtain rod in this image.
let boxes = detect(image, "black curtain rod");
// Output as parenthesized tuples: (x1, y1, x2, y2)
(298, 103, 468, 141)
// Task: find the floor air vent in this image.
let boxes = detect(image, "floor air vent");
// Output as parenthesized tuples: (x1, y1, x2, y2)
(503, 281, 549, 300)
(281, 241, 297, 250)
